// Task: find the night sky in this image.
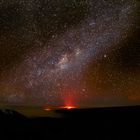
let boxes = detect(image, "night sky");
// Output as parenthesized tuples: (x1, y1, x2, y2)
(0, 0, 139, 108)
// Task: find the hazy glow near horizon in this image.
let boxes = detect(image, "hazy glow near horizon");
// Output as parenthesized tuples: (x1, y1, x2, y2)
(0, 0, 139, 108)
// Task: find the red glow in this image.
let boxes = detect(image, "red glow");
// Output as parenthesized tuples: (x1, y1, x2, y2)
(44, 105, 78, 111)
(59, 105, 78, 110)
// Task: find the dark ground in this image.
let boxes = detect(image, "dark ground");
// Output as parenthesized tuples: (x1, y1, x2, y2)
(0, 106, 139, 139)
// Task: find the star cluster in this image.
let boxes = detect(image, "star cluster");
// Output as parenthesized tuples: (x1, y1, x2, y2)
(0, 0, 139, 107)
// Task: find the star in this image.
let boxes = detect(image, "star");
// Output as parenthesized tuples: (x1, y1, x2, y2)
(0, 0, 139, 107)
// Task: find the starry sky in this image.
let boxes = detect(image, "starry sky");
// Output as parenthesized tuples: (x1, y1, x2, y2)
(0, 0, 139, 107)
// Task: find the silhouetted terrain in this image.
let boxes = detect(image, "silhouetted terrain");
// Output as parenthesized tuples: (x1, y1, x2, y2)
(0, 106, 139, 139)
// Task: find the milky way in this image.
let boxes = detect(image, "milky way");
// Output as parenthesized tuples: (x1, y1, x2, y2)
(0, 0, 139, 107)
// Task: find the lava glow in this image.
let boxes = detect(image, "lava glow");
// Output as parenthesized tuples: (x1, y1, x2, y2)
(44, 104, 78, 111)
(59, 105, 78, 110)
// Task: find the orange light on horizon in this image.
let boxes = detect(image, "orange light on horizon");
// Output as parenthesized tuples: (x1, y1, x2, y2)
(44, 108, 51, 111)
(59, 105, 78, 110)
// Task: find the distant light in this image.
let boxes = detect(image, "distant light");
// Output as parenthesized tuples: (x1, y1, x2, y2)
(66, 106, 73, 109)
(44, 108, 51, 111)
(60, 105, 77, 110)
(104, 54, 107, 58)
